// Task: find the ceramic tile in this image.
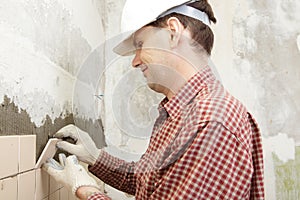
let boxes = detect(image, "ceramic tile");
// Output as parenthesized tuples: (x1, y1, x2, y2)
(0, 176, 18, 200)
(49, 190, 60, 200)
(18, 170, 35, 200)
(59, 187, 69, 200)
(68, 190, 79, 200)
(0, 136, 19, 179)
(49, 175, 62, 195)
(19, 135, 36, 173)
(35, 138, 61, 169)
(35, 168, 49, 200)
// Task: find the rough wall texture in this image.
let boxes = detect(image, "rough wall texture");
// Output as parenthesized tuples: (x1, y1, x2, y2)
(233, 0, 300, 139)
(0, 0, 106, 158)
(233, 1, 300, 199)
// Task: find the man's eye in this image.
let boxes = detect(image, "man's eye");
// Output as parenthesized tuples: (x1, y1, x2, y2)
(137, 41, 143, 49)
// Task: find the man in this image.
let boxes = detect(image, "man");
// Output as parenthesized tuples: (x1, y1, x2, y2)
(43, 0, 265, 199)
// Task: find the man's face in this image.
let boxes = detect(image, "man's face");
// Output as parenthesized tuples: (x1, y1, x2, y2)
(131, 26, 182, 95)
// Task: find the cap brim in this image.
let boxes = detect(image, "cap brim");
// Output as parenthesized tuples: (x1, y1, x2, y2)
(113, 31, 136, 56)
(113, 19, 156, 56)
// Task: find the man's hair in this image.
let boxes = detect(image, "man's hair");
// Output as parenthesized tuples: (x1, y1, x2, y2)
(149, 0, 217, 55)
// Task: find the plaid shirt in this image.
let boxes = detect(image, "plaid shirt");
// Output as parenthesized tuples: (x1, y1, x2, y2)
(88, 66, 265, 200)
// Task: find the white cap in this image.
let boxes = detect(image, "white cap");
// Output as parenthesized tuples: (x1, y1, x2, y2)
(113, 0, 211, 55)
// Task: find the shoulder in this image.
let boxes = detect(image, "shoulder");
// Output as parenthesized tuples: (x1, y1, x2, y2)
(189, 82, 249, 134)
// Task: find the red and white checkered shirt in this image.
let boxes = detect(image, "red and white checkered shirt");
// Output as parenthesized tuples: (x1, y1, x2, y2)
(88, 66, 265, 200)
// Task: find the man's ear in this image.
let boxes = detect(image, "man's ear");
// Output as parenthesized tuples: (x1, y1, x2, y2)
(167, 17, 184, 48)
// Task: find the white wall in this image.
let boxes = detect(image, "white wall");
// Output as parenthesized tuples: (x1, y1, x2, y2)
(0, 0, 104, 126)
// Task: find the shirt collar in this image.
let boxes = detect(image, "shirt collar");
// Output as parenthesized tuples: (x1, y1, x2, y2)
(161, 66, 216, 119)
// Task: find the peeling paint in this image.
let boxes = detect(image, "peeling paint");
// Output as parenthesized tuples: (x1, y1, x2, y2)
(264, 133, 295, 163)
(1, 0, 107, 160)
(0, 1, 79, 126)
(263, 133, 296, 199)
(273, 146, 300, 199)
(0, 49, 74, 126)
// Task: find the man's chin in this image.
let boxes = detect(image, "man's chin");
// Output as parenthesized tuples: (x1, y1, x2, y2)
(147, 83, 166, 95)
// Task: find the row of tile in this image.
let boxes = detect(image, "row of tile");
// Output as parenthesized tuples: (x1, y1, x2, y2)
(0, 168, 79, 200)
(0, 135, 78, 199)
(0, 135, 103, 199)
(0, 135, 36, 179)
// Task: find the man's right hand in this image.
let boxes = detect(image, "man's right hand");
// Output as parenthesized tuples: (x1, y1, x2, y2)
(43, 154, 101, 196)
(54, 124, 100, 166)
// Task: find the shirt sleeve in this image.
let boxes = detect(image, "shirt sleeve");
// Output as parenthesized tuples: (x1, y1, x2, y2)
(88, 150, 137, 195)
(87, 192, 111, 200)
(248, 113, 265, 199)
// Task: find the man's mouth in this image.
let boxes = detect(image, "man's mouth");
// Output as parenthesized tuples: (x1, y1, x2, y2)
(141, 66, 148, 73)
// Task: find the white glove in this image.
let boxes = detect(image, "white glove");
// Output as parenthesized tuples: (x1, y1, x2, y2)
(54, 124, 100, 166)
(43, 153, 101, 195)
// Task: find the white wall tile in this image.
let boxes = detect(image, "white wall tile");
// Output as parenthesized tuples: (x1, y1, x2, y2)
(19, 135, 36, 173)
(35, 169, 49, 200)
(49, 190, 60, 200)
(49, 175, 62, 195)
(68, 190, 79, 200)
(0, 136, 19, 179)
(18, 170, 35, 200)
(59, 187, 69, 200)
(0, 176, 18, 200)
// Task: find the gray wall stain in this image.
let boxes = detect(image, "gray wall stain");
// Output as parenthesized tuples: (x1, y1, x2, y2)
(233, 0, 300, 140)
(95, 0, 126, 37)
(273, 146, 300, 199)
(233, 0, 300, 198)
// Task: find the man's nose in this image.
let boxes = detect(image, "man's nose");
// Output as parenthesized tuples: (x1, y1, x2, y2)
(132, 50, 142, 68)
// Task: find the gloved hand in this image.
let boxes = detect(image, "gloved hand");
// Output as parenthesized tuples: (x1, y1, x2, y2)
(54, 124, 100, 166)
(43, 153, 101, 195)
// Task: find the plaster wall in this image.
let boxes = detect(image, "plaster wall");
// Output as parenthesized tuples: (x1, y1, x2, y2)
(0, 0, 106, 150)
